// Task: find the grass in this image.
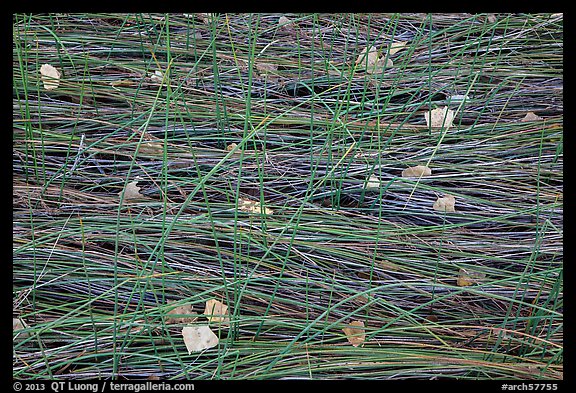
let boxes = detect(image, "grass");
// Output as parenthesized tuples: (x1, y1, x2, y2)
(13, 13, 562, 380)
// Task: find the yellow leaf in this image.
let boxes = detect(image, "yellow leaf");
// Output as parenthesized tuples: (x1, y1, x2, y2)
(342, 320, 365, 347)
(424, 106, 455, 128)
(181, 326, 219, 353)
(238, 198, 273, 215)
(204, 299, 229, 324)
(165, 302, 196, 325)
(388, 41, 407, 55)
(40, 64, 61, 90)
(433, 195, 456, 212)
(521, 112, 544, 122)
(402, 165, 432, 178)
(457, 268, 486, 286)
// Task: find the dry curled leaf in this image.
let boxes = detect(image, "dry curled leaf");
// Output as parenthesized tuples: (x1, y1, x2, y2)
(278, 15, 293, 28)
(388, 41, 407, 55)
(342, 320, 365, 347)
(165, 302, 196, 325)
(521, 112, 544, 122)
(402, 165, 432, 178)
(356, 46, 379, 68)
(40, 64, 61, 90)
(424, 106, 455, 128)
(365, 175, 381, 190)
(238, 198, 273, 215)
(13, 318, 29, 339)
(119, 181, 144, 203)
(433, 195, 456, 212)
(457, 268, 487, 286)
(204, 299, 229, 324)
(181, 326, 219, 353)
(226, 142, 238, 152)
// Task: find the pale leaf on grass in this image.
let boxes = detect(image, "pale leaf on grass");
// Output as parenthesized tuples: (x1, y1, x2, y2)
(278, 16, 293, 28)
(181, 326, 219, 354)
(433, 195, 456, 212)
(138, 141, 164, 155)
(388, 41, 407, 55)
(342, 320, 365, 347)
(521, 112, 544, 122)
(150, 70, 163, 83)
(204, 299, 229, 324)
(165, 301, 196, 325)
(365, 175, 381, 190)
(13, 318, 30, 339)
(355, 46, 379, 68)
(40, 64, 61, 90)
(457, 268, 487, 287)
(402, 165, 432, 178)
(119, 181, 144, 204)
(367, 57, 393, 74)
(238, 198, 273, 215)
(424, 106, 455, 129)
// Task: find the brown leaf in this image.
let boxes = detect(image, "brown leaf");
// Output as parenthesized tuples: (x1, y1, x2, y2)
(433, 195, 456, 212)
(181, 326, 219, 353)
(521, 112, 544, 122)
(40, 64, 61, 90)
(165, 301, 196, 325)
(424, 106, 455, 128)
(402, 165, 432, 178)
(204, 299, 229, 324)
(342, 320, 365, 347)
(457, 268, 486, 286)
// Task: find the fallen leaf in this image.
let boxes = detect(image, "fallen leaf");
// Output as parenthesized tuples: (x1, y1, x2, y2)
(40, 64, 61, 90)
(388, 41, 407, 55)
(110, 79, 135, 87)
(13, 318, 29, 339)
(119, 181, 144, 203)
(424, 106, 455, 128)
(378, 260, 399, 271)
(521, 112, 544, 122)
(278, 15, 293, 27)
(356, 46, 379, 69)
(238, 198, 273, 215)
(342, 320, 365, 347)
(165, 302, 196, 325)
(433, 195, 456, 212)
(181, 326, 219, 353)
(204, 299, 229, 324)
(150, 70, 163, 82)
(402, 165, 432, 178)
(365, 175, 381, 190)
(196, 13, 216, 24)
(367, 56, 393, 74)
(457, 268, 487, 286)
(486, 14, 498, 24)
